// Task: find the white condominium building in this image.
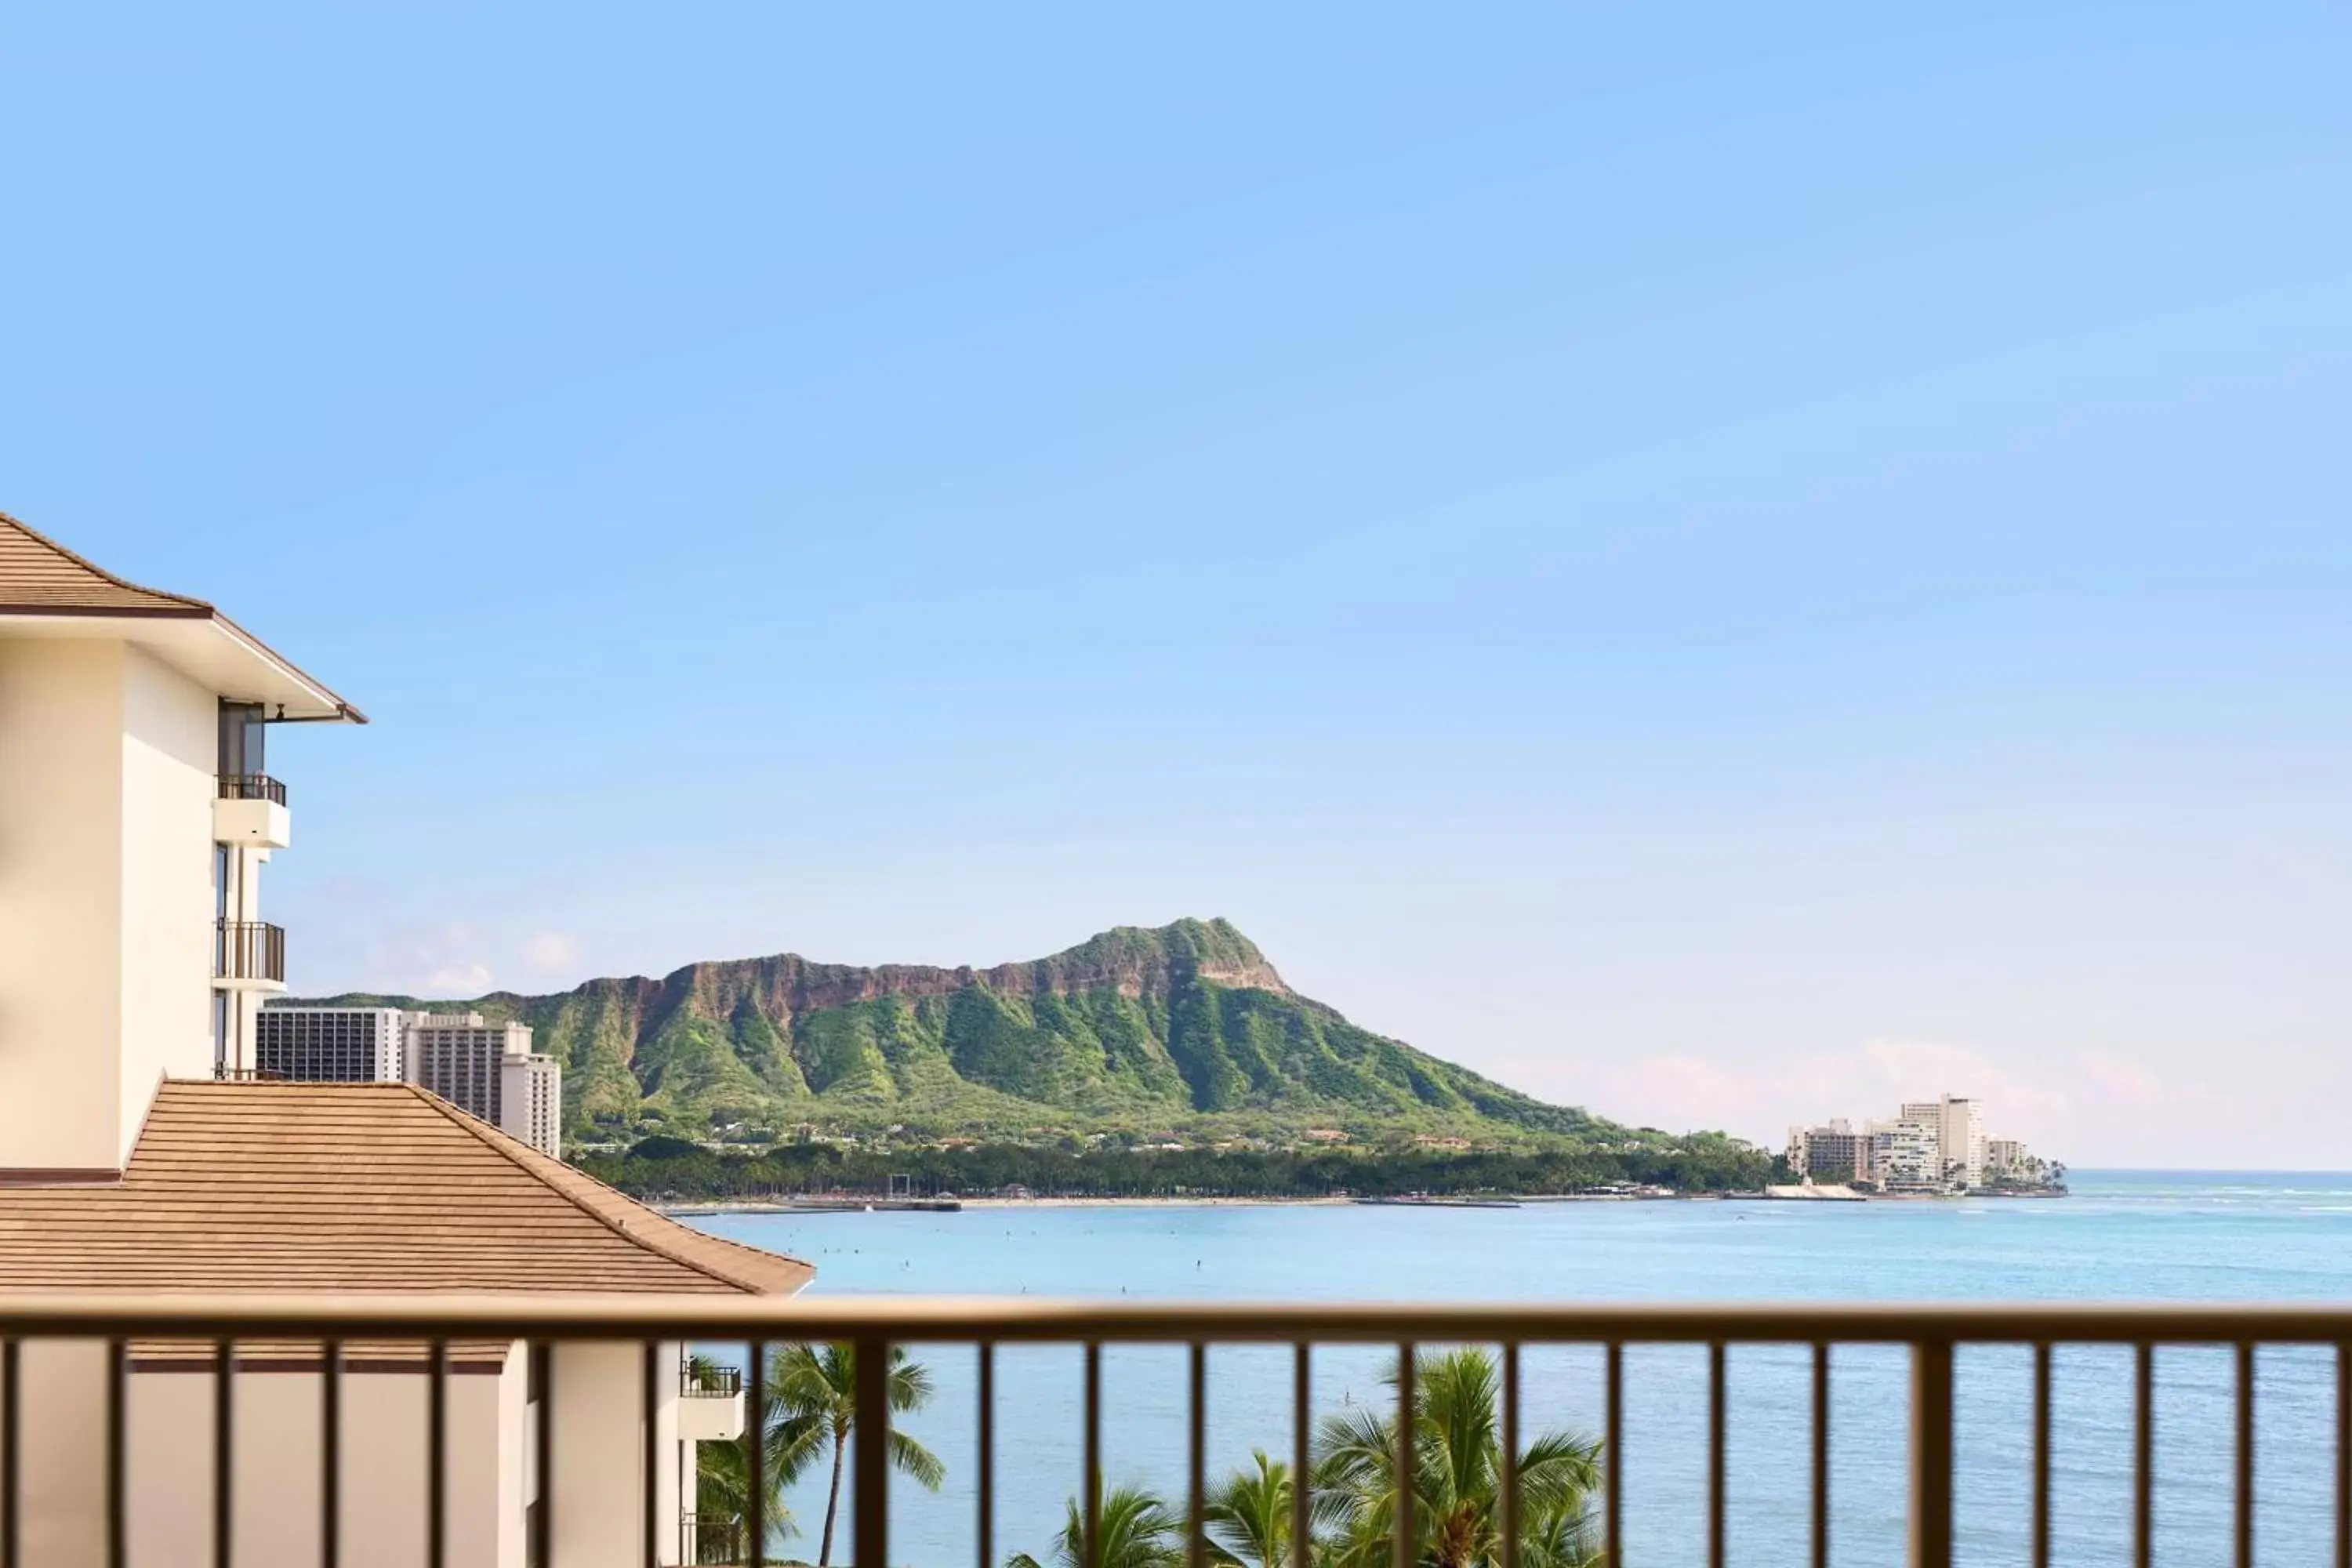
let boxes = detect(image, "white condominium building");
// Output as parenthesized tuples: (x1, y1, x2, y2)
(1904, 1096, 1984, 1190)
(405, 1012, 533, 1115)
(405, 1011, 565, 1158)
(255, 1004, 406, 1082)
(1873, 1115, 1944, 1194)
(505, 1047, 562, 1160)
(1941, 1095, 1985, 1189)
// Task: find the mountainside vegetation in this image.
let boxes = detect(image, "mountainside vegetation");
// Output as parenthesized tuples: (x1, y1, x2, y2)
(295, 918, 1719, 1160)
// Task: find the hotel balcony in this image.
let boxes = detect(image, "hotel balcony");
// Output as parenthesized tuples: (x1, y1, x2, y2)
(211, 918, 286, 991)
(213, 773, 291, 849)
(0, 1294, 2331, 1568)
(677, 1362, 747, 1442)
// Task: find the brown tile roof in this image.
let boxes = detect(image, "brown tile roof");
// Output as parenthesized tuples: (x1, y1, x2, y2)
(0, 510, 213, 615)
(0, 1081, 812, 1297)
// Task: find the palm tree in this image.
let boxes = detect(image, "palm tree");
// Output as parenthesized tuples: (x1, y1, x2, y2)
(768, 1341, 948, 1567)
(693, 1431, 790, 1564)
(1011, 1348, 1598, 1568)
(1205, 1450, 1294, 1568)
(1008, 1480, 1187, 1568)
(1314, 1348, 1602, 1568)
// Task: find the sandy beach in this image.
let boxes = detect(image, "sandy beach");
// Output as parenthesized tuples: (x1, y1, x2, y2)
(655, 1193, 1361, 1214)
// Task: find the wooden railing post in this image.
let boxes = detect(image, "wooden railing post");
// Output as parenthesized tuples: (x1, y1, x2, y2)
(855, 1335, 891, 1568)
(1909, 1338, 1954, 1568)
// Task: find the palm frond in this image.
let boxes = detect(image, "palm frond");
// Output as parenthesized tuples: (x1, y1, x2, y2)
(890, 1429, 949, 1490)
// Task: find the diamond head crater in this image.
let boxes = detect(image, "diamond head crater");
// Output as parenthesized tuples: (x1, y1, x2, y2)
(296, 917, 1768, 1194)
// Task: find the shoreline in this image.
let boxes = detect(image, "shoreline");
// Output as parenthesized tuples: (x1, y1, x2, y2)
(655, 1191, 1715, 1215)
(656, 1188, 2067, 1216)
(660, 1194, 1357, 1214)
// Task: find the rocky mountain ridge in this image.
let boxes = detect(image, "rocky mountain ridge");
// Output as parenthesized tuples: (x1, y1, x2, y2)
(294, 917, 1613, 1142)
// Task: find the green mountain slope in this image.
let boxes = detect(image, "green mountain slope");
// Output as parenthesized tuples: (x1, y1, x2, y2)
(293, 917, 1621, 1143)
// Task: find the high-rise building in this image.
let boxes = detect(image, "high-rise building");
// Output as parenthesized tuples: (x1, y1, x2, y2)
(1939, 1096, 1985, 1189)
(1873, 1115, 1944, 1193)
(255, 1006, 405, 1083)
(405, 1011, 563, 1156)
(503, 1049, 562, 1160)
(1786, 1118, 1874, 1183)
(1907, 1096, 1984, 1189)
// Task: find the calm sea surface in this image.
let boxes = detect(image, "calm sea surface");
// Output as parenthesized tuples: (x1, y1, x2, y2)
(691, 1171, 2352, 1568)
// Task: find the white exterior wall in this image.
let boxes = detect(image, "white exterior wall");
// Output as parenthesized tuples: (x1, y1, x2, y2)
(0, 641, 217, 1170)
(0, 640, 125, 1171)
(118, 644, 219, 1145)
(548, 1341, 688, 1568)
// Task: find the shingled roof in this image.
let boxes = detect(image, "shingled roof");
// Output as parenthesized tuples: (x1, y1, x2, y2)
(0, 1080, 811, 1296)
(0, 510, 214, 615)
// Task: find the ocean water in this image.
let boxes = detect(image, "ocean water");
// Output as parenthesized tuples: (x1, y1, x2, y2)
(690, 1171, 2352, 1567)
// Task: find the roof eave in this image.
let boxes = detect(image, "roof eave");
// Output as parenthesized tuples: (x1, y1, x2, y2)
(0, 607, 365, 723)
(209, 612, 368, 724)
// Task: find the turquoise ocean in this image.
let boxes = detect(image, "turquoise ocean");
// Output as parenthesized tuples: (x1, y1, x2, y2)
(691, 1171, 2352, 1567)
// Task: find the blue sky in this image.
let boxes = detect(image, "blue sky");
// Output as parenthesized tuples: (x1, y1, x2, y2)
(5, 4, 2347, 1163)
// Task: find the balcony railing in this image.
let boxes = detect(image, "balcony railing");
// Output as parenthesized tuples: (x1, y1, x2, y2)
(682, 1363, 742, 1398)
(681, 1512, 744, 1564)
(216, 773, 288, 806)
(212, 919, 285, 984)
(1, 1295, 2347, 1568)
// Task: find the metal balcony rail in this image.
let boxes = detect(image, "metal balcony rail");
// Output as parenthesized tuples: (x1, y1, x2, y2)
(212, 919, 285, 984)
(681, 1363, 742, 1398)
(215, 773, 288, 806)
(2, 1295, 2350, 1568)
(680, 1512, 744, 1564)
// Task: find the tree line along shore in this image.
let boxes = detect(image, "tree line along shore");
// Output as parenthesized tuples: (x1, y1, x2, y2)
(576, 1134, 1774, 1203)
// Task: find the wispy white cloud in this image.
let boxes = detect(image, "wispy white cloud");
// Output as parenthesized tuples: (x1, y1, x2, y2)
(521, 932, 579, 973)
(425, 960, 494, 993)
(343, 920, 498, 999)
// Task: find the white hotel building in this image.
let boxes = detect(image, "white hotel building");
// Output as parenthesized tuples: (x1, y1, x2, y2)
(0, 512, 807, 1566)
